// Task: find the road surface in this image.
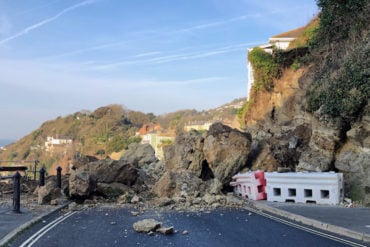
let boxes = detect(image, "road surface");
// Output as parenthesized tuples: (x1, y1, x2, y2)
(8, 206, 366, 247)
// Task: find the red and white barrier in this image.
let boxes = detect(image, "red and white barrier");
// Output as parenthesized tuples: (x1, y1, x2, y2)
(230, 171, 266, 200)
(264, 172, 344, 205)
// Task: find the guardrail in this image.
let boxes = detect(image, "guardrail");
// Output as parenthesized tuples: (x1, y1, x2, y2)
(230, 171, 344, 205)
(1, 166, 63, 212)
(0, 160, 39, 180)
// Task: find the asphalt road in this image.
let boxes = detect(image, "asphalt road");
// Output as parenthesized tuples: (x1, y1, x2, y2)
(8, 206, 364, 247)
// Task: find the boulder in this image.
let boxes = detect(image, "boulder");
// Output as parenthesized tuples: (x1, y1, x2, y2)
(133, 219, 162, 233)
(69, 171, 96, 198)
(86, 159, 138, 186)
(203, 123, 252, 186)
(120, 143, 157, 167)
(96, 182, 131, 198)
(152, 170, 205, 198)
(163, 130, 205, 175)
(38, 181, 61, 205)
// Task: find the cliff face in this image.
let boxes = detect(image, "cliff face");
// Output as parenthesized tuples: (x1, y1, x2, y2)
(244, 1, 370, 205)
(245, 66, 369, 204)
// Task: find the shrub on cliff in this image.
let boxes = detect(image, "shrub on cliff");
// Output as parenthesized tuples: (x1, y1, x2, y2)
(306, 0, 370, 120)
(248, 47, 281, 92)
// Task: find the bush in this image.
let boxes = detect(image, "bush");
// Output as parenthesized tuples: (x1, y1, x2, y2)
(315, 0, 368, 45)
(307, 39, 370, 118)
(238, 100, 252, 127)
(248, 47, 280, 92)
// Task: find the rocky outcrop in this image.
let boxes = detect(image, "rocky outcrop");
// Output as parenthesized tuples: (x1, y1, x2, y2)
(335, 104, 370, 205)
(244, 66, 370, 205)
(203, 123, 251, 186)
(153, 123, 252, 198)
(296, 109, 342, 172)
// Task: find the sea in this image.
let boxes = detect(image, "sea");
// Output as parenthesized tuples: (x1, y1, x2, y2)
(0, 139, 15, 147)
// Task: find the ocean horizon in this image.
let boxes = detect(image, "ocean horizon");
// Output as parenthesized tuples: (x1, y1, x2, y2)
(0, 139, 15, 147)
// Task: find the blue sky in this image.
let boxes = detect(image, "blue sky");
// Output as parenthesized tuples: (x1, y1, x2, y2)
(0, 0, 318, 140)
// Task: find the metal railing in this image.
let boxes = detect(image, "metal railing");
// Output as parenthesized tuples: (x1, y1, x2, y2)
(1, 165, 62, 213)
(0, 160, 39, 180)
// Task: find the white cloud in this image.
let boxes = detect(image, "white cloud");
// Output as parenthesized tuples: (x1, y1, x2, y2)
(83, 41, 263, 71)
(0, 0, 98, 45)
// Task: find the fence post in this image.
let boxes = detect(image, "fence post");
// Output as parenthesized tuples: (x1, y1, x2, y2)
(34, 160, 39, 181)
(13, 172, 21, 213)
(39, 167, 46, 186)
(56, 166, 62, 189)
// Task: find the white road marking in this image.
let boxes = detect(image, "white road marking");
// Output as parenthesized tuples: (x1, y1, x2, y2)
(20, 210, 78, 247)
(245, 206, 367, 247)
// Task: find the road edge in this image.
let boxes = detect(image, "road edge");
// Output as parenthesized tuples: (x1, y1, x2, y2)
(0, 202, 70, 247)
(250, 201, 370, 243)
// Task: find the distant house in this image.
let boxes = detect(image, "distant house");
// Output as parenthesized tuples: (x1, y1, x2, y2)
(183, 121, 213, 132)
(45, 136, 73, 152)
(247, 26, 305, 99)
(137, 124, 175, 160)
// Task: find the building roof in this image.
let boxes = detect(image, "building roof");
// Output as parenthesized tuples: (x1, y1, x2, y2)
(270, 26, 306, 39)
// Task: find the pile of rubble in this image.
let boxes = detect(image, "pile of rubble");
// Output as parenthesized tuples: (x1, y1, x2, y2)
(35, 123, 250, 210)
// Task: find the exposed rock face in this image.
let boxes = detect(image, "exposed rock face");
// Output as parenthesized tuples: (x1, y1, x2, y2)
(335, 104, 370, 204)
(203, 123, 252, 186)
(243, 66, 370, 204)
(296, 110, 342, 172)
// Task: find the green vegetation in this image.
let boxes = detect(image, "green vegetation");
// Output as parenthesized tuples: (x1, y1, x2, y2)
(307, 41, 370, 118)
(237, 100, 252, 128)
(314, 0, 368, 46)
(248, 47, 281, 92)
(160, 139, 173, 146)
(306, 0, 370, 120)
(0, 98, 244, 172)
(288, 18, 319, 49)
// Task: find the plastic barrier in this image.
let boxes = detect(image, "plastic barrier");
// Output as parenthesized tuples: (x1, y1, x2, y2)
(265, 172, 344, 205)
(230, 171, 266, 200)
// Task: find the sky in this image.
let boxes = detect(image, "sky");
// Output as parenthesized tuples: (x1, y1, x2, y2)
(0, 0, 318, 140)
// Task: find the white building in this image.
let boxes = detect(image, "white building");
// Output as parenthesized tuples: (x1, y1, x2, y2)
(247, 26, 305, 99)
(184, 121, 213, 132)
(45, 136, 73, 151)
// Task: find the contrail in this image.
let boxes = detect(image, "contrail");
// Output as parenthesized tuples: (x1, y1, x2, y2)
(0, 0, 97, 45)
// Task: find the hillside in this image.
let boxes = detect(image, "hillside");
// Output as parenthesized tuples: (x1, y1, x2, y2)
(241, 0, 370, 204)
(0, 99, 244, 173)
